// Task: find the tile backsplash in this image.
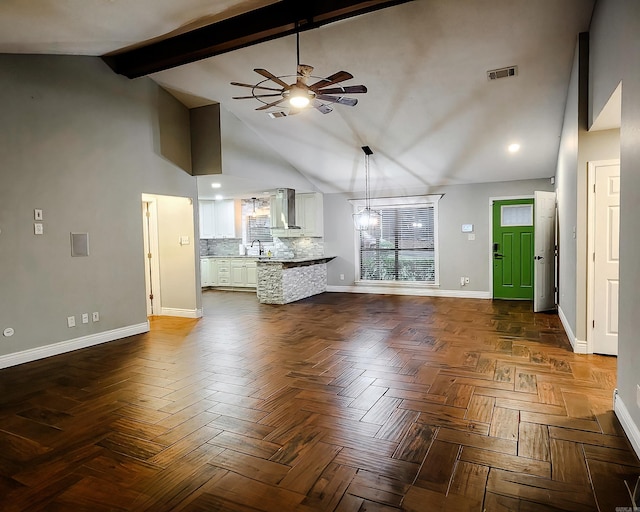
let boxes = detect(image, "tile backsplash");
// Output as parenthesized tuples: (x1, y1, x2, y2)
(199, 238, 242, 256)
(273, 237, 324, 259)
(200, 236, 325, 259)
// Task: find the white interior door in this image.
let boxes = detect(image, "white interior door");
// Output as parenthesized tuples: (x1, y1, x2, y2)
(593, 163, 620, 355)
(534, 191, 556, 312)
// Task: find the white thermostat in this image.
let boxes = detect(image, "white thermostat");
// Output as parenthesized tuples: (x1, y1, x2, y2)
(461, 224, 474, 233)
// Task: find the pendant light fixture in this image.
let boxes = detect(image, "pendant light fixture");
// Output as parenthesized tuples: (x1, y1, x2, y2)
(353, 146, 381, 231)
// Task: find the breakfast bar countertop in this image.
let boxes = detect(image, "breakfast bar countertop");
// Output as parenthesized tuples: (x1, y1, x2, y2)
(257, 256, 335, 268)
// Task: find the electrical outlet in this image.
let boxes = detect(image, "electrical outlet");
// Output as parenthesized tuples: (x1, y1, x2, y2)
(92, 312, 99, 322)
(464, 277, 470, 284)
(340, 274, 345, 281)
(82, 313, 89, 324)
(67, 316, 76, 328)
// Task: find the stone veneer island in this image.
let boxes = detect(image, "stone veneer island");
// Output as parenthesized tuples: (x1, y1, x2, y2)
(256, 257, 335, 304)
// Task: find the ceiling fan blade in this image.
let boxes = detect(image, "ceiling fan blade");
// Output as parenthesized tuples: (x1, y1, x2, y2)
(254, 68, 290, 89)
(313, 101, 333, 114)
(309, 71, 354, 90)
(316, 95, 358, 106)
(256, 97, 287, 111)
(231, 81, 282, 92)
(315, 85, 368, 95)
(232, 94, 283, 100)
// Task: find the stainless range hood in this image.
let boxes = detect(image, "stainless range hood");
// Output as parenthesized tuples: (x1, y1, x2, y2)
(271, 188, 303, 237)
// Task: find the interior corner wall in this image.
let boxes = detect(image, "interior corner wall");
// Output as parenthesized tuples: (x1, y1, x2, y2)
(324, 178, 553, 292)
(555, 40, 580, 339)
(0, 55, 198, 360)
(218, 105, 318, 192)
(557, 34, 621, 345)
(589, 0, 640, 449)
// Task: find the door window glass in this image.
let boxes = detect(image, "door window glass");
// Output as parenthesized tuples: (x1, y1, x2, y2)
(501, 204, 533, 227)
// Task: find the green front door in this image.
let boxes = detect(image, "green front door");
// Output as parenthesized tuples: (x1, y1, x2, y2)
(492, 199, 534, 300)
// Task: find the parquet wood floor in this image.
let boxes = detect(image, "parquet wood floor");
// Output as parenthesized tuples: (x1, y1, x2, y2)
(0, 291, 638, 511)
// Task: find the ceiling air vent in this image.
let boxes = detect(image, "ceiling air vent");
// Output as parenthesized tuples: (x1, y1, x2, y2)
(268, 111, 287, 119)
(487, 66, 518, 81)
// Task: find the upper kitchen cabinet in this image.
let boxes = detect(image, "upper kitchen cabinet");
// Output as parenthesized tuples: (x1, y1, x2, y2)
(296, 193, 324, 237)
(199, 199, 237, 239)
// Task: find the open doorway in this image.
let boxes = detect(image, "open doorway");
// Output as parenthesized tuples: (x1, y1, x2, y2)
(141, 193, 201, 319)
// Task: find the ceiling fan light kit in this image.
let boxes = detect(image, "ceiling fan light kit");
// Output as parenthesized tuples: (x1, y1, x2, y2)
(231, 21, 367, 116)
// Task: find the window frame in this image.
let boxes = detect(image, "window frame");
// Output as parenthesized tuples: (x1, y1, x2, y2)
(350, 195, 442, 287)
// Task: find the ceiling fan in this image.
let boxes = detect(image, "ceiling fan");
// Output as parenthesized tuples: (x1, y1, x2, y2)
(231, 25, 367, 115)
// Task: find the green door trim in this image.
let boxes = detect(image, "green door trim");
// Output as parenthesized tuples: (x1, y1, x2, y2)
(492, 199, 534, 300)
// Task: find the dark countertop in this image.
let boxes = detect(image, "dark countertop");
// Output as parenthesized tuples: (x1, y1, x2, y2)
(257, 256, 336, 268)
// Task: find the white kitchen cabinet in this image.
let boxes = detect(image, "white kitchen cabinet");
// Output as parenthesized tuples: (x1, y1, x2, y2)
(201, 258, 219, 287)
(217, 259, 231, 286)
(199, 202, 216, 239)
(295, 193, 324, 237)
(199, 200, 237, 239)
(201, 258, 211, 287)
(246, 263, 257, 287)
(230, 259, 257, 288)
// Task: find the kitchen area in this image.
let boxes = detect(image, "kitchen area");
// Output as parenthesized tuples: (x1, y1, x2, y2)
(199, 187, 334, 304)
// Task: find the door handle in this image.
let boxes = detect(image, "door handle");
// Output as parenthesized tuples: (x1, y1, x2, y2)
(534, 256, 543, 260)
(494, 253, 503, 259)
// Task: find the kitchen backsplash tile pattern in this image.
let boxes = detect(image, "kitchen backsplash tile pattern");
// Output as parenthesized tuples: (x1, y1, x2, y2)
(273, 237, 324, 259)
(199, 238, 242, 257)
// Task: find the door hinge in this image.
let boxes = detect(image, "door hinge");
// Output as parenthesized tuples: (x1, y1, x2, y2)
(593, 184, 596, 193)
(146, 210, 151, 218)
(593, 252, 595, 262)
(593, 320, 595, 328)
(149, 294, 154, 300)
(148, 253, 152, 259)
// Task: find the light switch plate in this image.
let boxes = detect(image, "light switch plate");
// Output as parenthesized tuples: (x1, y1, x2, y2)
(34, 223, 43, 235)
(34, 209, 43, 220)
(67, 316, 76, 328)
(461, 224, 474, 233)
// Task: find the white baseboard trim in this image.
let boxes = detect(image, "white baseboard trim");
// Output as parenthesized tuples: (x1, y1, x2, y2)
(614, 390, 640, 460)
(0, 322, 150, 370)
(325, 285, 491, 299)
(557, 305, 585, 353)
(159, 308, 203, 319)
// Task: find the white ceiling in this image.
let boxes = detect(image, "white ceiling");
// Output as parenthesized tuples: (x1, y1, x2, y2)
(0, 0, 595, 197)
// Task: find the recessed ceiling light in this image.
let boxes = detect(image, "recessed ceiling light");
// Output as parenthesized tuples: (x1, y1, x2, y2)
(214, 194, 223, 200)
(211, 182, 222, 189)
(508, 143, 521, 153)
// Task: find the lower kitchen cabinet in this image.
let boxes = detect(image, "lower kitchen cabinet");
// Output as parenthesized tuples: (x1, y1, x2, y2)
(230, 259, 257, 288)
(202, 258, 256, 288)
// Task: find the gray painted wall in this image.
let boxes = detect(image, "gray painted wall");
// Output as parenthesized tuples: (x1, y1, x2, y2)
(590, 0, 640, 437)
(556, 43, 580, 336)
(556, 36, 620, 341)
(0, 55, 198, 356)
(324, 179, 554, 291)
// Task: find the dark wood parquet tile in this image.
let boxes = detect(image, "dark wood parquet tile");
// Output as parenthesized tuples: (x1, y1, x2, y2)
(0, 291, 639, 511)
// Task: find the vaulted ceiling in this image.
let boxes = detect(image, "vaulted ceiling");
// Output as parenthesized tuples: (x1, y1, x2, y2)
(0, 0, 595, 196)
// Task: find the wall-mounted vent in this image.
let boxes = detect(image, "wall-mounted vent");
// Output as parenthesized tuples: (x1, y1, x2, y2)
(268, 111, 287, 118)
(487, 66, 518, 81)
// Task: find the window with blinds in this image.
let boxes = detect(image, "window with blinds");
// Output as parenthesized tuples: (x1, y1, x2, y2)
(247, 215, 273, 243)
(359, 205, 436, 283)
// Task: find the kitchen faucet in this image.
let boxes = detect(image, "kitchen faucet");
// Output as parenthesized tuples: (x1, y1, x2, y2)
(250, 239, 263, 255)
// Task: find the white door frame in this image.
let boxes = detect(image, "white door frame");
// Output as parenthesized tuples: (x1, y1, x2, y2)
(586, 159, 620, 354)
(488, 195, 534, 298)
(142, 195, 161, 316)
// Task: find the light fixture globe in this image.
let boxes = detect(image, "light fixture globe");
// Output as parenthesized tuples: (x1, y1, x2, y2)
(353, 145, 380, 232)
(353, 207, 381, 231)
(284, 85, 315, 108)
